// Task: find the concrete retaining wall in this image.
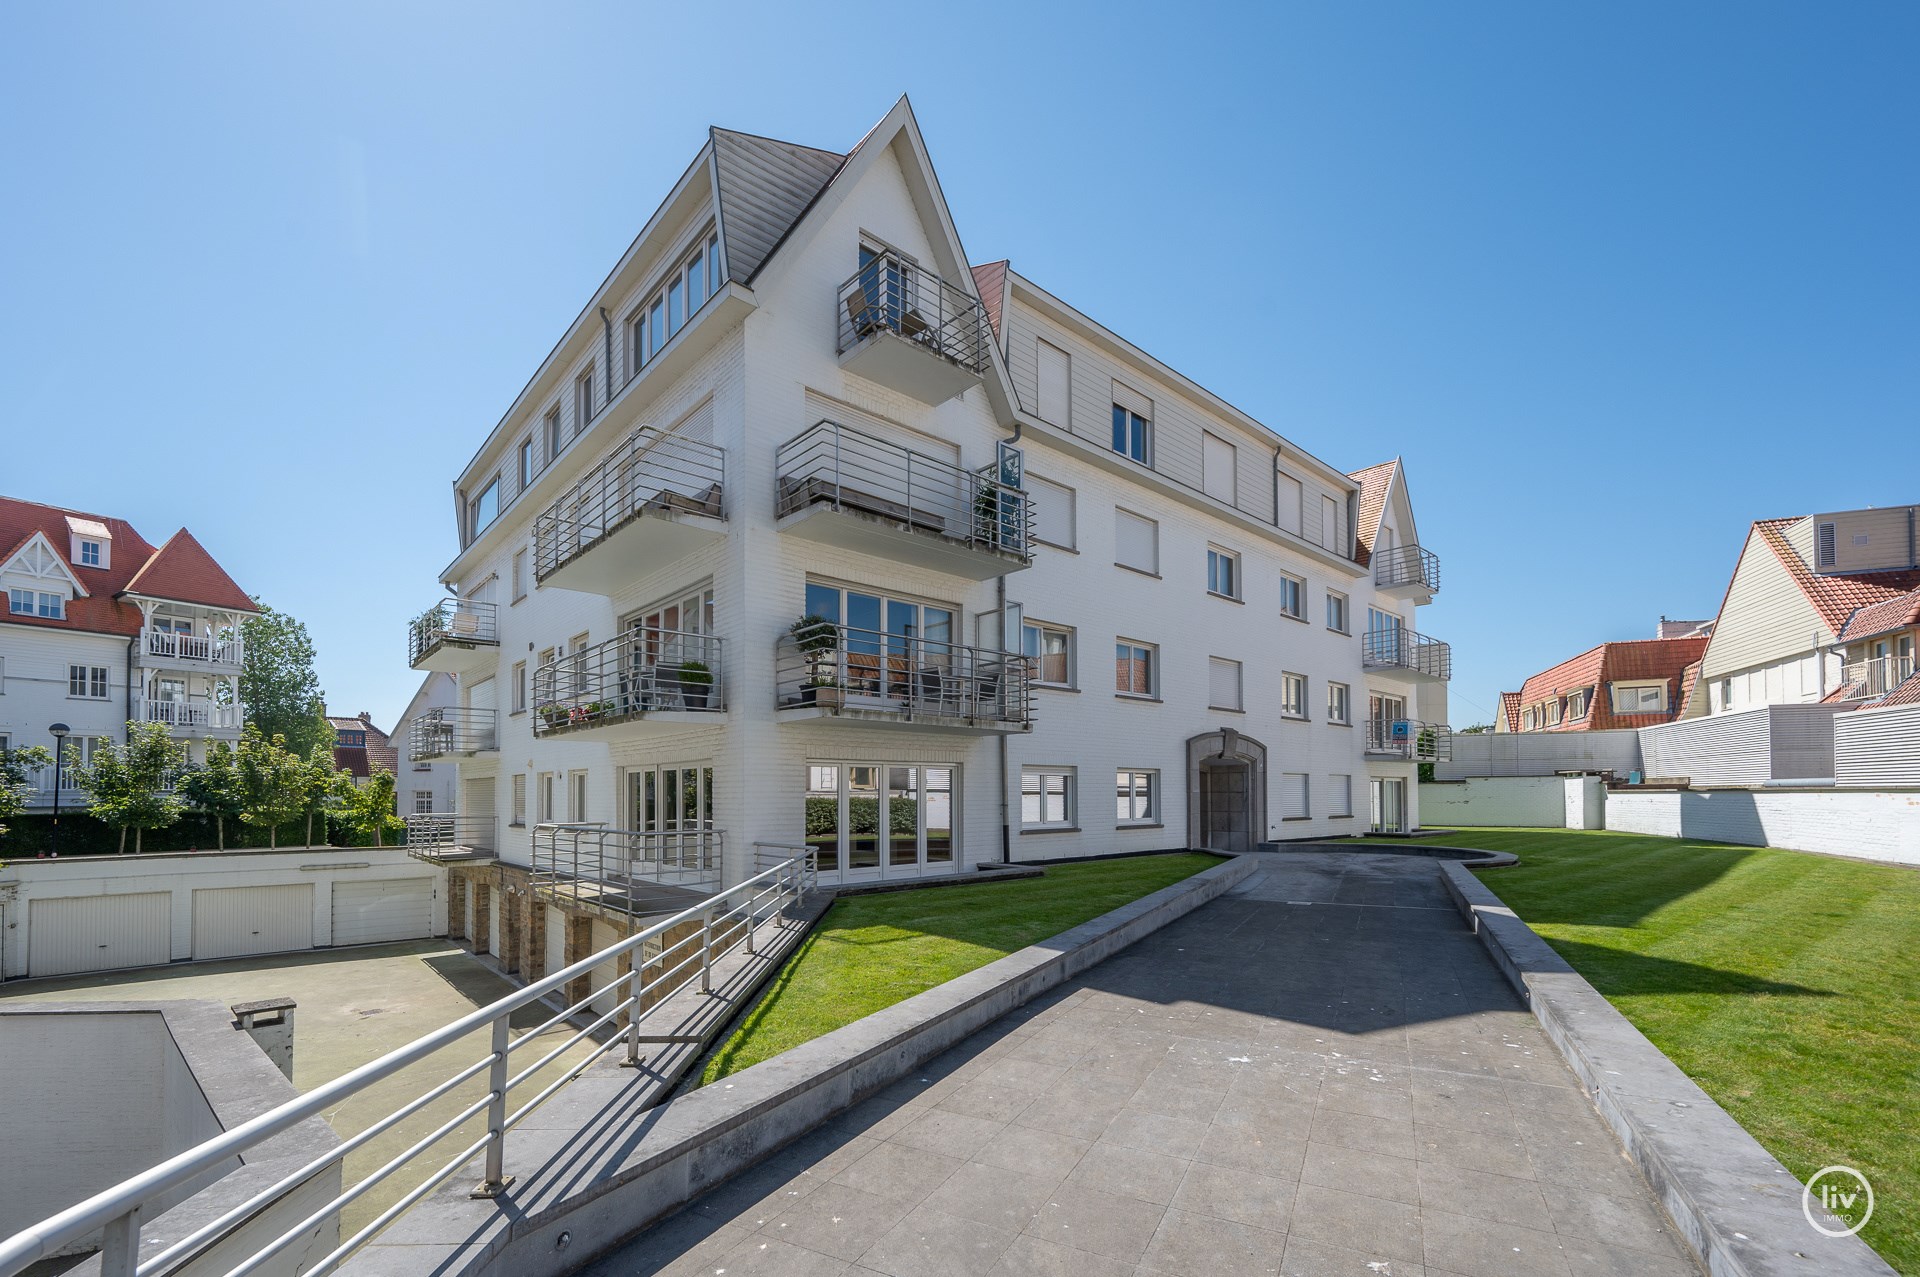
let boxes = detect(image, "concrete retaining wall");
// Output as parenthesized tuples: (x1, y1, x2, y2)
(1434, 730, 1640, 780)
(1605, 787, 1920, 865)
(1419, 777, 1602, 829)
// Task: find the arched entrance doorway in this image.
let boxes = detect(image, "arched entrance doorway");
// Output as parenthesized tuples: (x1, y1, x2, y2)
(1186, 729, 1267, 852)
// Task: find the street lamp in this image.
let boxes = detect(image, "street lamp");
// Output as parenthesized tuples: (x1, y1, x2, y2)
(47, 723, 69, 859)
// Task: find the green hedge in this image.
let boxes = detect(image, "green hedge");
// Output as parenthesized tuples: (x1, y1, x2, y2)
(805, 796, 917, 837)
(0, 811, 395, 856)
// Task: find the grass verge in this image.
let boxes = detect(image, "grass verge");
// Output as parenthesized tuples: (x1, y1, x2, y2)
(699, 853, 1217, 1085)
(1374, 828, 1920, 1274)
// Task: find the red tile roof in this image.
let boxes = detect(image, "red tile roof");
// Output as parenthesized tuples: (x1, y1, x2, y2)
(1513, 636, 1710, 732)
(0, 496, 251, 638)
(1836, 587, 1920, 644)
(1877, 672, 1920, 707)
(970, 260, 1007, 339)
(1754, 517, 1920, 636)
(1498, 691, 1521, 733)
(1347, 460, 1398, 568)
(1675, 659, 1704, 720)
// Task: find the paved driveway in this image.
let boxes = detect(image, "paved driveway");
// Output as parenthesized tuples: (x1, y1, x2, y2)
(583, 852, 1698, 1277)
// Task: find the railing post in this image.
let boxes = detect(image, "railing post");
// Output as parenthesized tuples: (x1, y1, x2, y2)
(700, 906, 714, 993)
(98, 1205, 142, 1277)
(625, 941, 645, 1065)
(474, 1015, 513, 1197)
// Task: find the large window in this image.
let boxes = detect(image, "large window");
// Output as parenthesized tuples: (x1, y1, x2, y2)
(468, 478, 499, 539)
(1116, 640, 1158, 698)
(1207, 547, 1240, 599)
(628, 231, 722, 375)
(807, 763, 955, 876)
(1022, 620, 1073, 687)
(804, 582, 955, 700)
(1021, 767, 1075, 829)
(1279, 574, 1304, 620)
(69, 665, 108, 699)
(1116, 770, 1157, 825)
(1110, 403, 1150, 464)
(9, 589, 64, 619)
(1613, 681, 1667, 714)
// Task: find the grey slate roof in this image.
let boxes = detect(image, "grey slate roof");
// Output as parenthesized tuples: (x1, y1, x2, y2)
(710, 128, 846, 285)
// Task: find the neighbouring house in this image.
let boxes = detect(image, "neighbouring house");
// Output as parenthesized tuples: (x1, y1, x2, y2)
(0, 496, 254, 806)
(327, 712, 398, 787)
(401, 99, 1448, 980)
(391, 671, 462, 817)
(1688, 507, 1920, 716)
(1500, 632, 1710, 734)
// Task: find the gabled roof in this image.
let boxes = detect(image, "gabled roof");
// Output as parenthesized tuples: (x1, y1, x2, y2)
(1514, 636, 1709, 731)
(1348, 460, 1399, 568)
(121, 529, 257, 613)
(1675, 659, 1704, 719)
(1878, 672, 1920, 707)
(710, 127, 847, 286)
(971, 260, 1008, 338)
(1498, 691, 1522, 733)
(1753, 517, 1920, 636)
(1836, 587, 1920, 644)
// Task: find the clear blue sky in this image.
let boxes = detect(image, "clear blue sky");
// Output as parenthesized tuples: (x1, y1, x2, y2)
(4, 3, 1915, 731)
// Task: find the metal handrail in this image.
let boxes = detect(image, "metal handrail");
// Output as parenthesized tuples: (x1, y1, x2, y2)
(532, 824, 725, 915)
(408, 707, 498, 759)
(407, 598, 498, 666)
(1360, 627, 1453, 681)
(1363, 719, 1452, 761)
(532, 627, 724, 736)
(775, 419, 1033, 561)
(835, 250, 991, 376)
(0, 852, 816, 1277)
(1839, 654, 1916, 699)
(531, 425, 726, 582)
(1373, 544, 1441, 594)
(775, 621, 1034, 728)
(403, 813, 497, 859)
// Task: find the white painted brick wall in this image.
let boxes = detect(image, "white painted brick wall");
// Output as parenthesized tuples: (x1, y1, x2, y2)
(1605, 788, 1920, 866)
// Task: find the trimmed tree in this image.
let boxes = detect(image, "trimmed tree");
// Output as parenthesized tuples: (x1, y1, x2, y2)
(299, 746, 342, 848)
(179, 740, 244, 849)
(235, 725, 306, 848)
(76, 722, 188, 854)
(337, 769, 403, 848)
(240, 602, 332, 759)
(0, 744, 55, 844)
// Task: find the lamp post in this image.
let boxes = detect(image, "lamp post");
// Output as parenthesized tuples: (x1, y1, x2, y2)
(47, 723, 70, 859)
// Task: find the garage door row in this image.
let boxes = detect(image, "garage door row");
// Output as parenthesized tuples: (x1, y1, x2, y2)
(25, 877, 436, 979)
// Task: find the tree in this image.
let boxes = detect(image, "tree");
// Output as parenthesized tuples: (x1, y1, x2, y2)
(0, 744, 54, 843)
(1458, 723, 1494, 735)
(76, 722, 187, 854)
(337, 769, 403, 847)
(179, 740, 244, 849)
(299, 746, 342, 847)
(241, 602, 331, 758)
(235, 725, 306, 848)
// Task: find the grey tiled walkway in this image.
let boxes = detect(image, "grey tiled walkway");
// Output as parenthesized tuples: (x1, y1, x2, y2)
(582, 853, 1698, 1277)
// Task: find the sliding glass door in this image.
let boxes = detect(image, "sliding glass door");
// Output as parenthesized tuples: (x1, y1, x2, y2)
(804, 762, 957, 882)
(805, 582, 955, 704)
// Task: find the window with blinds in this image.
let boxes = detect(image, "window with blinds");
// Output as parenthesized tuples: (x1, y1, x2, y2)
(1279, 472, 1303, 534)
(1037, 339, 1071, 426)
(1330, 774, 1352, 818)
(1282, 773, 1310, 820)
(1115, 508, 1158, 574)
(1208, 657, 1243, 711)
(1028, 473, 1076, 549)
(1202, 432, 1237, 505)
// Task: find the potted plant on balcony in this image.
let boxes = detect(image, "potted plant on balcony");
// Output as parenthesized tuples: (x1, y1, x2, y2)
(678, 660, 714, 710)
(788, 615, 843, 707)
(537, 702, 568, 732)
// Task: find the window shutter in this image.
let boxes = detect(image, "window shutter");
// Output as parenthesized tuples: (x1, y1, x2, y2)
(1037, 340, 1071, 426)
(1115, 509, 1158, 573)
(1330, 775, 1352, 817)
(1278, 474, 1303, 534)
(1202, 433, 1237, 505)
(1817, 522, 1837, 569)
(1209, 657, 1242, 711)
(1111, 380, 1153, 422)
(1028, 474, 1076, 549)
(1322, 494, 1343, 552)
(1282, 773, 1309, 819)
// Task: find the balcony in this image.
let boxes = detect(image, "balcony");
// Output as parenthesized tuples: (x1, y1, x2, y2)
(1373, 545, 1441, 602)
(1362, 627, 1452, 683)
(137, 698, 246, 737)
(135, 628, 244, 673)
(408, 707, 497, 760)
(1839, 654, 1917, 700)
(533, 628, 724, 739)
(408, 598, 498, 672)
(776, 622, 1033, 734)
(776, 421, 1033, 580)
(836, 252, 991, 405)
(1364, 719, 1452, 761)
(532, 425, 726, 594)
(531, 823, 721, 919)
(405, 814, 497, 864)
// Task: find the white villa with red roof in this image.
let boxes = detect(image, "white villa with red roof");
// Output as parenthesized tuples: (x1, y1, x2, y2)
(0, 495, 256, 805)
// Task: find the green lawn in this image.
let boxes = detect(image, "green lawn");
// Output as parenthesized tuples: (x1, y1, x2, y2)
(1380, 829, 1920, 1273)
(699, 853, 1218, 1085)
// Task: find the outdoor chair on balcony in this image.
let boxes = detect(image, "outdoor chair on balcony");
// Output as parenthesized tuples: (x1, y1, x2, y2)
(639, 482, 724, 519)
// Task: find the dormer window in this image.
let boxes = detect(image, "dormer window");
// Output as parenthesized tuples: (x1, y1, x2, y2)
(78, 539, 103, 567)
(65, 516, 111, 570)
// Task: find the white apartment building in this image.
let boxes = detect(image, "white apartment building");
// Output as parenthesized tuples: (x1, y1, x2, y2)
(391, 671, 462, 819)
(405, 100, 1448, 975)
(0, 498, 254, 806)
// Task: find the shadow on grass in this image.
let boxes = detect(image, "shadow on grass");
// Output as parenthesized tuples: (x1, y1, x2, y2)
(1539, 935, 1836, 1000)
(1487, 838, 1762, 929)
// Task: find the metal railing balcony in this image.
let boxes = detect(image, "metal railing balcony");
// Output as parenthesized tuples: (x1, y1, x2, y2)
(404, 813, 497, 862)
(776, 420, 1033, 564)
(408, 707, 497, 760)
(837, 250, 991, 378)
(531, 425, 726, 584)
(1839, 654, 1917, 699)
(776, 621, 1034, 730)
(532, 823, 726, 916)
(0, 851, 816, 1277)
(139, 629, 244, 667)
(1373, 544, 1441, 596)
(136, 698, 246, 732)
(533, 628, 724, 737)
(1361, 627, 1453, 681)
(408, 598, 499, 669)
(1364, 719, 1452, 761)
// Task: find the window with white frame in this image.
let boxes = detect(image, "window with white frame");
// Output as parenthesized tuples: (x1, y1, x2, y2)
(1281, 772, 1310, 820)
(69, 665, 108, 699)
(1326, 591, 1349, 633)
(1278, 574, 1304, 620)
(1207, 547, 1240, 599)
(1522, 706, 1537, 731)
(468, 477, 500, 540)
(413, 790, 434, 814)
(512, 549, 528, 602)
(1036, 339, 1071, 426)
(1330, 774, 1353, 818)
(1546, 699, 1563, 726)
(1110, 398, 1150, 465)
(1202, 432, 1237, 504)
(1115, 508, 1158, 574)
(512, 661, 527, 714)
(1282, 671, 1308, 718)
(544, 406, 562, 465)
(1023, 620, 1073, 687)
(1116, 640, 1158, 698)
(78, 539, 104, 568)
(1116, 769, 1157, 824)
(518, 438, 534, 490)
(1567, 688, 1589, 719)
(575, 364, 595, 431)
(538, 771, 556, 822)
(1021, 767, 1075, 829)
(1328, 681, 1351, 723)
(10, 589, 64, 619)
(1613, 681, 1668, 714)
(1208, 657, 1244, 711)
(1028, 473, 1076, 549)
(628, 230, 722, 375)
(511, 774, 527, 827)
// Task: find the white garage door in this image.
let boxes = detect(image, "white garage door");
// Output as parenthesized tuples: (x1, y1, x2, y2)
(331, 878, 435, 947)
(29, 893, 173, 977)
(192, 884, 314, 961)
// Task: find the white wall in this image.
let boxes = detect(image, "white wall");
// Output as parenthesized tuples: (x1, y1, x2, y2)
(1419, 778, 1580, 828)
(1435, 731, 1641, 781)
(1605, 787, 1920, 866)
